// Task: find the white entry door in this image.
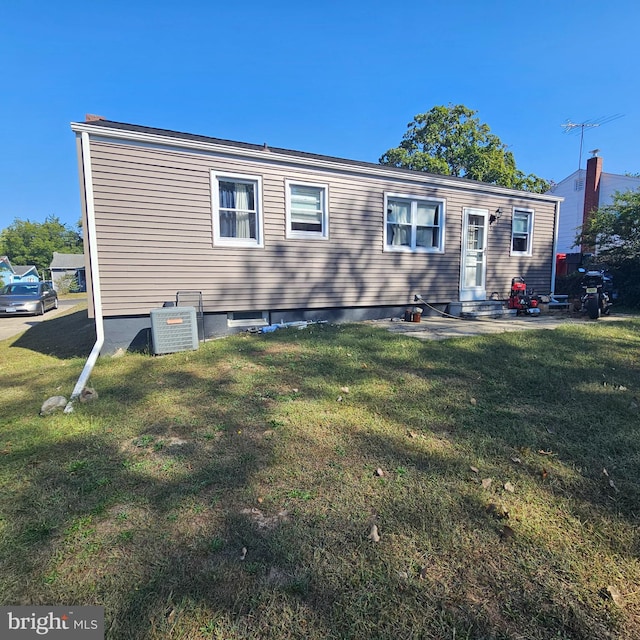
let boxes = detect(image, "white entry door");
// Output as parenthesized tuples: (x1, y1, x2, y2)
(460, 208, 488, 301)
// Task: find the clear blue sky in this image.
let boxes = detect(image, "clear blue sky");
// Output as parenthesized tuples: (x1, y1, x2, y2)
(1, 0, 637, 230)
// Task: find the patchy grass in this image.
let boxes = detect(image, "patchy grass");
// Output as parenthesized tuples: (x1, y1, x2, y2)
(1, 310, 639, 639)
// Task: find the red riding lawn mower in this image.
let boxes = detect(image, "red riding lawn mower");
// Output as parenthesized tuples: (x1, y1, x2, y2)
(507, 277, 540, 316)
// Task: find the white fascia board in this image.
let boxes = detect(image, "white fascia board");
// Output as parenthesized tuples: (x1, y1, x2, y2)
(70, 122, 564, 205)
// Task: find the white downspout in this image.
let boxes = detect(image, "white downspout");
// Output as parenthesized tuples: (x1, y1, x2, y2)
(549, 200, 561, 299)
(64, 131, 104, 413)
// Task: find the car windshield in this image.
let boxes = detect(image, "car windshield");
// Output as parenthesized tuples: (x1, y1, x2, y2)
(1, 284, 40, 295)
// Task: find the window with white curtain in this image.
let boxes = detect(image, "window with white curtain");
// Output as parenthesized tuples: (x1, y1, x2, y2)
(212, 172, 263, 247)
(511, 208, 534, 255)
(384, 194, 445, 252)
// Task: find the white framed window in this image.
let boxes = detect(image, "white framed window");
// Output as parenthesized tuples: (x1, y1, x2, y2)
(384, 193, 445, 253)
(285, 180, 329, 239)
(212, 172, 264, 247)
(511, 208, 534, 256)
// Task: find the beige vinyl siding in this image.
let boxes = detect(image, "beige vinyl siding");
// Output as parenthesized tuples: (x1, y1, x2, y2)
(87, 139, 557, 316)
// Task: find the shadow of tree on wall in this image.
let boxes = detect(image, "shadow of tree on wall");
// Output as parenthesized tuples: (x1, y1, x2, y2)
(218, 193, 463, 317)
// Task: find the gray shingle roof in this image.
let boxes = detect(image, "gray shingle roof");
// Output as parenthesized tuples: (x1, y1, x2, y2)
(12, 265, 39, 276)
(50, 252, 85, 269)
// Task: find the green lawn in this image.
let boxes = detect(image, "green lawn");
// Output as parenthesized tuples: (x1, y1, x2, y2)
(1, 306, 639, 639)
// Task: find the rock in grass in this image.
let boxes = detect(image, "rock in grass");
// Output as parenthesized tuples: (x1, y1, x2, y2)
(79, 387, 98, 403)
(40, 396, 67, 416)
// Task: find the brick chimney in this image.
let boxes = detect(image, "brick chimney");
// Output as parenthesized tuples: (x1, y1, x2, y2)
(581, 154, 602, 253)
(85, 114, 106, 122)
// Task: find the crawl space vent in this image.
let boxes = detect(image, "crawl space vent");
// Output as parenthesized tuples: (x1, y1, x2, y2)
(150, 307, 199, 355)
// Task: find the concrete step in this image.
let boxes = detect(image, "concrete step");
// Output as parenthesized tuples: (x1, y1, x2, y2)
(461, 308, 517, 319)
(447, 301, 518, 319)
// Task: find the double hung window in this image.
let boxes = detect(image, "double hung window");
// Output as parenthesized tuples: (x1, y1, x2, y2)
(212, 173, 263, 247)
(511, 209, 533, 255)
(384, 194, 445, 252)
(286, 180, 328, 239)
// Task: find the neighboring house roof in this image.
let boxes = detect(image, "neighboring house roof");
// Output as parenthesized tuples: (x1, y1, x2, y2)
(0, 256, 13, 271)
(50, 252, 85, 269)
(13, 265, 39, 277)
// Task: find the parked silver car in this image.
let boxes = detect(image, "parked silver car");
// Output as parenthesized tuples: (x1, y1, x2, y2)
(0, 282, 58, 316)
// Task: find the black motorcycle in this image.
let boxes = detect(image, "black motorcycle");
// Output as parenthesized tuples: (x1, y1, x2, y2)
(578, 268, 612, 319)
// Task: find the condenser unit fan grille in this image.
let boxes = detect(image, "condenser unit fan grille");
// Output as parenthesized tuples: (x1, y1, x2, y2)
(150, 307, 199, 355)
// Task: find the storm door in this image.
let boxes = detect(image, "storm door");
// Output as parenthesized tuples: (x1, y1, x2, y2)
(460, 208, 488, 301)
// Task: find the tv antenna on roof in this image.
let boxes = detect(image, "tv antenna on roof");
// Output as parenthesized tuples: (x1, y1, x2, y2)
(561, 114, 624, 170)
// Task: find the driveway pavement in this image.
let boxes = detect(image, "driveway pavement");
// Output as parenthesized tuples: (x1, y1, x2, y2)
(0, 298, 85, 342)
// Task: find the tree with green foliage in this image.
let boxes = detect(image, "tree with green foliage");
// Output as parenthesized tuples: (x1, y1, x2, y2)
(0, 215, 82, 276)
(379, 104, 550, 193)
(579, 188, 640, 307)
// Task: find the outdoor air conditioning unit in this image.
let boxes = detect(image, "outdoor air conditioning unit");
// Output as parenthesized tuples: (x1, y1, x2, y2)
(150, 307, 199, 355)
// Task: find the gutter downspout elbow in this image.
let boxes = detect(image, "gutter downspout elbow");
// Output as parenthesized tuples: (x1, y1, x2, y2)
(65, 131, 104, 413)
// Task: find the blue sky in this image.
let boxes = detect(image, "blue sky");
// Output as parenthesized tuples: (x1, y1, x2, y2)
(1, 0, 637, 230)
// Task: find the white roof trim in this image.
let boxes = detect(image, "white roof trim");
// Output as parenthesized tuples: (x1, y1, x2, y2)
(70, 122, 563, 204)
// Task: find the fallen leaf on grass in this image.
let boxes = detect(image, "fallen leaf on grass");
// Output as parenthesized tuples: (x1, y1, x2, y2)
(340, 386, 350, 394)
(609, 479, 620, 493)
(407, 430, 418, 439)
(419, 566, 428, 580)
(541, 468, 549, 480)
(375, 468, 385, 477)
(504, 482, 515, 493)
(606, 585, 624, 607)
(481, 478, 493, 490)
(336, 396, 343, 402)
(368, 524, 381, 543)
(470, 466, 479, 474)
(470, 398, 477, 406)
(240, 547, 247, 561)
(602, 468, 609, 477)
(538, 450, 556, 456)
(511, 457, 521, 464)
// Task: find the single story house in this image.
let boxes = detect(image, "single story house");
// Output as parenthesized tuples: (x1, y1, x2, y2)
(71, 117, 563, 354)
(0, 256, 39, 285)
(50, 252, 87, 292)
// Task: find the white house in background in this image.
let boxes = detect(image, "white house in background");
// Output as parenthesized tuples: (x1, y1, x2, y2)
(550, 154, 640, 255)
(49, 252, 87, 291)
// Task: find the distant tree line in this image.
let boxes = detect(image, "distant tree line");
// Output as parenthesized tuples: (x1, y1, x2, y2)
(0, 215, 82, 278)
